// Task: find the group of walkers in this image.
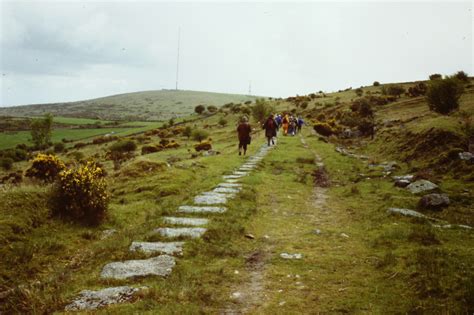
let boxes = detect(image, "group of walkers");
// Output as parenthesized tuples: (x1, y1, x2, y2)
(236, 113, 304, 155)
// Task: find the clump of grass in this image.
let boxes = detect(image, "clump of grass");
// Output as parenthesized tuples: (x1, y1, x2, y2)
(296, 157, 315, 164)
(408, 225, 440, 246)
(312, 166, 331, 187)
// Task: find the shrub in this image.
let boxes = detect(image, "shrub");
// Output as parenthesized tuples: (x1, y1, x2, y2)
(168, 118, 174, 126)
(51, 161, 109, 225)
(300, 102, 308, 109)
(373, 81, 380, 86)
(357, 118, 375, 137)
(429, 73, 442, 80)
(92, 135, 119, 144)
(109, 140, 137, 153)
(455, 70, 469, 83)
(194, 141, 212, 151)
(1, 148, 28, 162)
(73, 142, 87, 149)
(426, 76, 464, 114)
(68, 151, 85, 162)
(141, 145, 163, 155)
(241, 106, 251, 115)
(218, 117, 228, 127)
(165, 141, 180, 149)
(207, 105, 217, 113)
(194, 105, 205, 114)
(407, 82, 428, 97)
(54, 142, 65, 153)
(251, 98, 274, 123)
(183, 126, 193, 139)
(382, 84, 405, 98)
(0, 157, 14, 170)
(192, 129, 209, 142)
(25, 154, 65, 182)
(355, 88, 364, 97)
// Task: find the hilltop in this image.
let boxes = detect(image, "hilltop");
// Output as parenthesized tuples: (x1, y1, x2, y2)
(0, 89, 260, 121)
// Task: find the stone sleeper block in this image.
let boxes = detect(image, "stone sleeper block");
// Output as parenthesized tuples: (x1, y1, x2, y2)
(233, 171, 248, 176)
(217, 183, 242, 188)
(100, 255, 175, 279)
(387, 207, 427, 219)
(65, 286, 146, 311)
(154, 227, 207, 238)
(225, 179, 240, 183)
(195, 194, 228, 204)
(129, 241, 184, 255)
(213, 187, 240, 194)
(223, 175, 243, 179)
(178, 205, 227, 213)
(163, 217, 209, 226)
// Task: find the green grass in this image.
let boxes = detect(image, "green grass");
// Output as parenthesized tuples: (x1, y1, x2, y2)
(1, 81, 473, 313)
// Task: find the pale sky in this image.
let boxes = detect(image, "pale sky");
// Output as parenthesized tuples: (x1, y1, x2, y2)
(0, 0, 472, 106)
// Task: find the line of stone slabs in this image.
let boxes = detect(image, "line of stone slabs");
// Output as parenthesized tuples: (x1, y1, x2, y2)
(65, 144, 275, 311)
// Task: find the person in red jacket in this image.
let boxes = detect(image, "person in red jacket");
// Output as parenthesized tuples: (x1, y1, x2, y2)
(237, 116, 252, 155)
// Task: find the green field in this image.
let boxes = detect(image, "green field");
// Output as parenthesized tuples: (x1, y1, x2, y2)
(0, 90, 260, 121)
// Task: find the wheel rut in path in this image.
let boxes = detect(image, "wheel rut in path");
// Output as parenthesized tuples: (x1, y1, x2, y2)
(65, 144, 276, 311)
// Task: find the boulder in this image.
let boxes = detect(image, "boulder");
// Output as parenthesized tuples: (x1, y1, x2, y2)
(459, 152, 474, 162)
(406, 180, 438, 194)
(65, 286, 146, 311)
(394, 179, 411, 188)
(419, 193, 450, 210)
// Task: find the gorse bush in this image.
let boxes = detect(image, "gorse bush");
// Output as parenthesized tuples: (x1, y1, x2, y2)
(251, 98, 274, 123)
(25, 154, 65, 182)
(51, 160, 108, 225)
(0, 157, 14, 170)
(218, 117, 228, 127)
(429, 73, 442, 80)
(426, 76, 464, 115)
(194, 104, 205, 114)
(455, 70, 469, 83)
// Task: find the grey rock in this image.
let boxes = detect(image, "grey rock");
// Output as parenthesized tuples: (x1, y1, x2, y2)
(406, 180, 438, 194)
(154, 227, 207, 238)
(387, 207, 427, 219)
(100, 255, 175, 279)
(163, 217, 209, 226)
(129, 241, 184, 255)
(280, 253, 303, 260)
(459, 152, 474, 161)
(432, 224, 473, 230)
(178, 205, 227, 213)
(419, 193, 450, 210)
(65, 286, 146, 311)
(100, 229, 117, 240)
(393, 174, 414, 182)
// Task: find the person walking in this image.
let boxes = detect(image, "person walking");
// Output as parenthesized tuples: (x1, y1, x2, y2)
(282, 114, 289, 136)
(262, 114, 278, 146)
(297, 116, 304, 134)
(237, 116, 252, 155)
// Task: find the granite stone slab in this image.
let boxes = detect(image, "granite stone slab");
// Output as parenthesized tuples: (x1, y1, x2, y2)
(100, 255, 175, 279)
(129, 241, 184, 255)
(178, 205, 227, 213)
(154, 227, 207, 238)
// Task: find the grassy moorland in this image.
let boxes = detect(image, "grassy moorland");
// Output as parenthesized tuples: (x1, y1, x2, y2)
(0, 89, 260, 121)
(0, 78, 473, 313)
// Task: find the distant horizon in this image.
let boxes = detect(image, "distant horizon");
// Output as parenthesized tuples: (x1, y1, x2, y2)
(1, 72, 469, 109)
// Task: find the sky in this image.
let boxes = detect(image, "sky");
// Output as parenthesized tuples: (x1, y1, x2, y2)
(0, 0, 472, 107)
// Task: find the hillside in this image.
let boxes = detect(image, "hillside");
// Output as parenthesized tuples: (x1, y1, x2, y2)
(0, 77, 473, 313)
(0, 90, 260, 121)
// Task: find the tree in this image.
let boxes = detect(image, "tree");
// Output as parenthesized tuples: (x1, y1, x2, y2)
(194, 105, 205, 114)
(191, 129, 209, 142)
(251, 98, 274, 123)
(426, 76, 464, 115)
(30, 113, 53, 149)
(373, 81, 380, 86)
(207, 105, 217, 113)
(429, 73, 442, 80)
(168, 118, 175, 126)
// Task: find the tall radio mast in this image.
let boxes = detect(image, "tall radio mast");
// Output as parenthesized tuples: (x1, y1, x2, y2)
(175, 27, 181, 90)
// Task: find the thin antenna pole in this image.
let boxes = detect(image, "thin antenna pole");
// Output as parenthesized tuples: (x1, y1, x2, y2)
(248, 81, 251, 95)
(175, 27, 181, 90)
